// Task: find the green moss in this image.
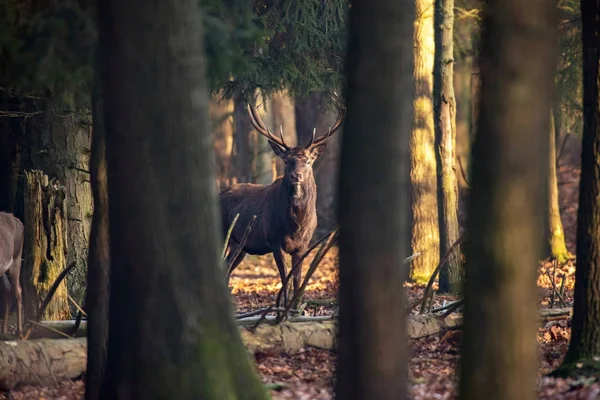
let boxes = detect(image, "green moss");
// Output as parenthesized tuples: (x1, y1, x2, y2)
(549, 358, 600, 379)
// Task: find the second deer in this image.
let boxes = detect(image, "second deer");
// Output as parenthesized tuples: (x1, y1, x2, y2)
(0, 212, 23, 336)
(220, 96, 344, 305)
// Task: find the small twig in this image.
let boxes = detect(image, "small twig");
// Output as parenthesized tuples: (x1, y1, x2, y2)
(550, 259, 557, 308)
(26, 320, 72, 339)
(439, 298, 465, 318)
(23, 262, 77, 340)
(225, 216, 256, 276)
(222, 213, 240, 260)
(407, 233, 465, 314)
(67, 294, 87, 317)
(18, 358, 44, 386)
(429, 299, 463, 314)
(559, 274, 566, 300)
(546, 270, 567, 308)
(235, 307, 289, 319)
(37, 344, 58, 387)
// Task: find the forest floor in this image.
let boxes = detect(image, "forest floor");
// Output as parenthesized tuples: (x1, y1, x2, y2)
(2, 165, 594, 399)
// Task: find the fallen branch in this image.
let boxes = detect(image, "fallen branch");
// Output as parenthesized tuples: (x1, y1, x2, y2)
(23, 262, 77, 340)
(407, 233, 465, 314)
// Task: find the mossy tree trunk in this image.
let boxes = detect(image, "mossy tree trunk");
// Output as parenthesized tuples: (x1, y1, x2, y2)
(410, 0, 439, 282)
(96, 0, 269, 397)
(19, 105, 92, 305)
(335, 0, 413, 397)
(22, 170, 70, 321)
(459, 1, 557, 399)
(434, 0, 462, 293)
(546, 111, 570, 263)
(558, 0, 600, 376)
(85, 84, 110, 400)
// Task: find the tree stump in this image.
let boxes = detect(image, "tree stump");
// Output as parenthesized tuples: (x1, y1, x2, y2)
(22, 171, 70, 321)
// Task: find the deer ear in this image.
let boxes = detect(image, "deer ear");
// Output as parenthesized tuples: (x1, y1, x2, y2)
(311, 142, 328, 157)
(269, 141, 287, 158)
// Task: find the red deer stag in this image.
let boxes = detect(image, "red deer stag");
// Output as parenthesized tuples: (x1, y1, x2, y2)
(220, 98, 344, 305)
(0, 212, 23, 336)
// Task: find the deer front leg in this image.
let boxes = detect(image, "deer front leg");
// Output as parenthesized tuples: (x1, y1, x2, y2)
(272, 248, 289, 308)
(1, 275, 11, 334)
(291, 252, 303, 296)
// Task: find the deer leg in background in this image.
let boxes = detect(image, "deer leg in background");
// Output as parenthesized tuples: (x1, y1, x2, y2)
(272, 248, 289, 307)
(291, 252, 303, 295)
(1, 275, 11, 334)
(10, 255, 22, 336)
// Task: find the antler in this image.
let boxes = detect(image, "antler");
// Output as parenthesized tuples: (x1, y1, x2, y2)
(247, 103, 289, 150)
(307, 93, 346, 148)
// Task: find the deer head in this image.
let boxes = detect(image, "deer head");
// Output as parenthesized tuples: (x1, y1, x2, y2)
(247, 97, 345, 198)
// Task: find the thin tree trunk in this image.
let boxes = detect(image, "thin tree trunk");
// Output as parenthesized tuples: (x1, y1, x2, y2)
(558, 0, 600, 375)
(410, 0, 439, 282)
(435, 0, 462, 293)
(85, 83, 110, 400)
(335, 0, 413, 398)
(271, 91, 297, 176)
(96, 0, 269, 398)
(210, 91, 234, 190)
(459, 1, 557, 399)
(546, 111, 570, 263)
(233, 92, 252, 183)
(252, 92, 274, 185)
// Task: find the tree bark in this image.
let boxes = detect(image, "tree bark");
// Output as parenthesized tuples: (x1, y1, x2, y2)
(546, 111, 570, 263)
(270, 90, 297, 177)
(458, 1, 557, 400)
(335, 0, 413, 398)
(434, 0, 462, 293)
(233, 92, 253, 183)
(20, 108, 93, 304)
(85, 83, 110, 400)
(410, 0, 440, 282)
(252, 92, 274, 184)
(210, 91, 234, 191)
(0, 338, 86, 390)
(559, 0, 600, 375)
(96, 0, 269, 398)
(22, 170, 70, 321)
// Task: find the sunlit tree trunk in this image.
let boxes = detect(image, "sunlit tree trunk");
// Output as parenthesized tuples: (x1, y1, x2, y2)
(253, 91, 274, 184)
(459, 1, 557, 399)
(335, 0, 413, 396)
(96, 0, 269, 397)
(271, 91, 297, 176)
(558, 0, 600, 376)
(434, 0, 462, 293)
(410, 0, 439, 282)
(210, 91, 234, 190)
(546, 111, 570, 263)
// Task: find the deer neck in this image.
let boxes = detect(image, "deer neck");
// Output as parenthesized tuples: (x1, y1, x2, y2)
(280, 175, 317, 210)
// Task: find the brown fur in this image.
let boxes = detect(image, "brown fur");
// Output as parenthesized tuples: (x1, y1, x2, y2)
(220, 145, 324, 302)
(0, 212, 23, 336)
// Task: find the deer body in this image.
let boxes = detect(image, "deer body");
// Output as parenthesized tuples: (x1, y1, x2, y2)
(221, 99, 344, 305)
(0, 212, 23, 336)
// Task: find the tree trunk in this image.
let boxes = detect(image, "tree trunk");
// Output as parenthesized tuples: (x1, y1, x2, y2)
(458, 1, 557, 400)
(85, 84, 110, 400)
(295, 93, 342, 237)
(96, 0, 269, 398)
(22, 170, 70, 321)
(210, 91, 234, 191)
(270, 91, 297, 176)
(0, 97, 20, 213)
(19, 106, 93, 305)
(252, 92, 274, 184)
(434, 0, 462, 293)
(559, 0, 600, 375)
(546, 111, 570, 263)
(335, 0, 413, 397)
(410, 0, 439, 282)
(233, 92, 253, 183)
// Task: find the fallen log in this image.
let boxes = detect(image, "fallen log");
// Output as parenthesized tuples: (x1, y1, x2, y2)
(0, 337, 86, 390)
